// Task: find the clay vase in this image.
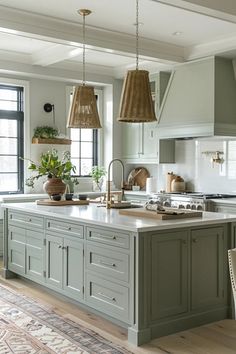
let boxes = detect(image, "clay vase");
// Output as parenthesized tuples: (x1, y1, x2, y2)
(43, 177, 66, 197)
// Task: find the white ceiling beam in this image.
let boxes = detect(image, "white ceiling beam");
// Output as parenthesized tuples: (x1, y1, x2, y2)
(0, 5, 184, 64)
(185, 33, 236, 60)
(0, 57, 114, 85)
(31, 44, 82, 66)
(151, 0, 236, 23)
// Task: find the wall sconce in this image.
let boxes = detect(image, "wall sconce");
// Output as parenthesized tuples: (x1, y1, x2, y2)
(202, 151, 224, 168)
(44, 103, 55, 125)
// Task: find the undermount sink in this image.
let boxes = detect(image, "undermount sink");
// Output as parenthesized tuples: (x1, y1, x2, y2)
(97, 202, 143, 209)
(110, 202, 143, 209)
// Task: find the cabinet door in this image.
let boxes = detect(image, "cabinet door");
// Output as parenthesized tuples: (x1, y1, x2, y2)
(122, 123, 141, 159)
(191, 227, 225, 310)
(142, 122, 158, 159)
(26, 230, 45, 282)
(151, 231, 188, 320)
(150, 72, 171, 117)
(8, 225, 26, 275)
(46, 234, 63, 289)
(63, 237, 83, 300)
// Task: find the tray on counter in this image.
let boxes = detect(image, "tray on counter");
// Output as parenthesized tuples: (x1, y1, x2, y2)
(119, 207, 202, 220)
(36, 199, 89, 206)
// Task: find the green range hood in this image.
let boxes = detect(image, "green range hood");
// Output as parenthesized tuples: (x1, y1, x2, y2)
(158, 56, 236, 139)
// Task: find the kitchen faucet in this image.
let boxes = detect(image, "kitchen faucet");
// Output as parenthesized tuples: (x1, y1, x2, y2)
(106, 158, 125, 209)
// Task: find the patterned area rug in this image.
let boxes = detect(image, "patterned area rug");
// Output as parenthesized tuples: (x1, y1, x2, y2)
(0, 282, 133, 353)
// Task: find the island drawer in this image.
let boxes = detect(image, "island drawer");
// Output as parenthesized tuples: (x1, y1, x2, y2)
(85, 244, 129, 282)
(9, 211, 44, 229)
(86, 227, 129, 249)
(85, 274, 130, 323)
(46, 219, 84, 238)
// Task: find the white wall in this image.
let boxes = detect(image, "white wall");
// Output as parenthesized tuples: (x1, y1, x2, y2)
(0, 73, 124, 194)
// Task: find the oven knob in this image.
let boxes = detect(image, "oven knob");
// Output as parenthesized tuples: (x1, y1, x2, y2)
(197, 205, 203, 210)
(186, 204, 191, 209)
(191, 204, 196, 210)
(163, 201, 171, 207)
(178, 204, 185, 209)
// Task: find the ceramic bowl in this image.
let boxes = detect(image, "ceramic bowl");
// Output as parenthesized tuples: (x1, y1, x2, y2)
(78, 194, 87, 200)
(65, 193, 73, 201)
(51, 194, 61, 201)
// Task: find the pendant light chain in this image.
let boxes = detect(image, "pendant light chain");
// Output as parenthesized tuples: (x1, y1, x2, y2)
(136, 0, 139, 71)
(82, 12, 86, 85)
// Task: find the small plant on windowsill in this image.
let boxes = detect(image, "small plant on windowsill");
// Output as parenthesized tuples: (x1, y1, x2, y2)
(21, 149, 79, 197)
(89, 166, 107, 192)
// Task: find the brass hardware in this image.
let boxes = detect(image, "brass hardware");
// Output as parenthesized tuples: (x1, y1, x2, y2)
(106, 159, 125, 209)
(58, 245, 62, 249)
(202, 151, 224, 168)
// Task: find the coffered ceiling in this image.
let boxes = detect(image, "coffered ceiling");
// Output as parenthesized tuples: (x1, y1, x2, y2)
(0, 0, 236, 82)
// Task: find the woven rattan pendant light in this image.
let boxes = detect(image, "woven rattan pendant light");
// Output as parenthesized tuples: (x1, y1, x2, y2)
(67, 9, 101, 129)
(118, 0, 156, 123)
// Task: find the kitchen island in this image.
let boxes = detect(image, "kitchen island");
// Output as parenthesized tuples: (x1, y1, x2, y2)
(2, 202, 236, 345)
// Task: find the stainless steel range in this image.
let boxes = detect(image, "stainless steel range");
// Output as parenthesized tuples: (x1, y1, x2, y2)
(148, 193, 236, 211)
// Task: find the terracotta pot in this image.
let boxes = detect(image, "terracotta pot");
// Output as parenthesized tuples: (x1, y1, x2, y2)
(43, 177, 66, 197)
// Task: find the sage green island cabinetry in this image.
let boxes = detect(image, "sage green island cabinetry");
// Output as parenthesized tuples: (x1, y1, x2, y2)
(8, 210, 44, 281)
(158, 57, 236, 138)
(46, 218, 84, 300)
(2, 203, 235, 346)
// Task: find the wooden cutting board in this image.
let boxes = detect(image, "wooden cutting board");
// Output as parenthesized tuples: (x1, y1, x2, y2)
(119, 208, 202, 220)
(36, 199, 89, 206)
(127, 167, 150, 189)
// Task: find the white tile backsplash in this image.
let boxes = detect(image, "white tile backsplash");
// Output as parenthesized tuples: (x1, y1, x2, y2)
(129, 138, 236, 193)
(156, 138, 236, 193)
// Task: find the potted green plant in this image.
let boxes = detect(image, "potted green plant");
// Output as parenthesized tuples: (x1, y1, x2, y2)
(90, 166, 106, 192)
(33, 126, 59, 139)
(23, 149, 79, 197)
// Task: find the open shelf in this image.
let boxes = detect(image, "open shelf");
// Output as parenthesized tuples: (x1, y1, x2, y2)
(32, 137, 72, 145)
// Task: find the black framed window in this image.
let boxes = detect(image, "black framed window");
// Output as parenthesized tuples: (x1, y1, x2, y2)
(0, 85, 24, 194)
(70, 93, 99, 176)
(70, 128, 98, 176)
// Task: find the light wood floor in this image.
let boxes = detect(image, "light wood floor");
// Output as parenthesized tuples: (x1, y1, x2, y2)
(0, 273, 236, 354)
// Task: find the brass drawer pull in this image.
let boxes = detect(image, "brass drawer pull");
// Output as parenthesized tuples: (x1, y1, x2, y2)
(58, 245, 62, 249)
(28, 218, 32, 222)
(98, 292, 116, 302)
(100, 260, 116, 267)
(68, 227, 72, 231)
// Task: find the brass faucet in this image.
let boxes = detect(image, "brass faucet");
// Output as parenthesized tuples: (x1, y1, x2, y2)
(106, 158, 125, 209)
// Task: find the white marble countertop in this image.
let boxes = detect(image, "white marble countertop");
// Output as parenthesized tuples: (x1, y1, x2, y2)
(3, 202, 236, 233)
